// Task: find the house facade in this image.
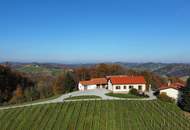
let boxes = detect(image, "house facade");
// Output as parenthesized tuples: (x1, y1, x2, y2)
(107, 76, 146, 93)
(159, 82, 185, 100)
(78, 75, 147, 93)
(78, 78, 108, 91)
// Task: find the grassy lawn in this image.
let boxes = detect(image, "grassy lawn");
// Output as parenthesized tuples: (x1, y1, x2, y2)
(106, 92, 148, 98)
(0, 100, 190, 130)
(64, 95, 102, 100)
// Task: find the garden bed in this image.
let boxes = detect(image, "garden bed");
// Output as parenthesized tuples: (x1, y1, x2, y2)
(64, 95, 102, 100)
(106, 93, 149, 99)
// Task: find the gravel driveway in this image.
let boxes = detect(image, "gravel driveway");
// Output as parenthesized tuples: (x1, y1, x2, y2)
(0, 89, 156, 110)
(52, 88, 119, 102)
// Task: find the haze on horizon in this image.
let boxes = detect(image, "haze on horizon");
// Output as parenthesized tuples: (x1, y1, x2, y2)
(1, 0, 190, 63)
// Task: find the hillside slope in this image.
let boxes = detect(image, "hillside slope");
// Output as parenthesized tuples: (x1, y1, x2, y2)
(4, 62, 190, 77)
(127, 62, 167, 71)
(16, 64, 63, 76)
(119, 63, 190, 77)
(0, 100, 190, 130)
(154, 64, 190, 77)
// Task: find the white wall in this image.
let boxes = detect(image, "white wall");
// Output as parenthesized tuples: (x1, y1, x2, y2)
(108, 82, 146, 93)
(78, 83, 97, 91)
(79, 81, 146, 93)
(160, 88, 180, 100)
(108, 80, 113, 91)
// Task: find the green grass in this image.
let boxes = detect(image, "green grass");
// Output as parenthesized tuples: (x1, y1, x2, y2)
(16, 65, 64, 76)
(64, 95, 102, 100)
(106, 93, 148, 98)
(0, 100, 190, 130)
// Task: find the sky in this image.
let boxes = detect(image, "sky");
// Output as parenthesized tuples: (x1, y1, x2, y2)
(0, 0, 190, 63)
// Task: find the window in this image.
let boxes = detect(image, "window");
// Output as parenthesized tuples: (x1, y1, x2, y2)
(116, 86, 120, 90)
(124, 86, 127, 89)
(138, 85, 142, 90)
(129, 86, 133, 89)
(84, 85, 87, 90)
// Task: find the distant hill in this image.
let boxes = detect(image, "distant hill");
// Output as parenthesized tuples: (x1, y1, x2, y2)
(15, 64, 64, 76)
(114, 62, 190, 77)
(120, 62, 167, 71)
(2, 62, 190, 77)
(6, 62, 67, 69)
(153, 64, 190, 77)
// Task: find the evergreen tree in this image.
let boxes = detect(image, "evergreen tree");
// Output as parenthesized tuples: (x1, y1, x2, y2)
(180, 78, 190, 112)
(63, 72, 77, 92)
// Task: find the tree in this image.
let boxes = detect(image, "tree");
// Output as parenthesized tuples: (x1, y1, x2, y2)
(74, 67, 91, 81)
(36, 80, 53, 98)
(109, 64, 126, 75)
(96, 64, 110, 77)
(126, 69, 139, 76)
(24, 87, 40, 101)
(10, 84, 25, 104)
(0, 65, 34, 104)
(168, 77, 184, 84)
(53, 75, 65, 95)
(180, 78, 190, 112)
(63, 72, 77, 92)
(53, 72, 77, 95)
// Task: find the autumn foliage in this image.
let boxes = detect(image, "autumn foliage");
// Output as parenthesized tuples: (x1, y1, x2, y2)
(74, 63, 166, 89)
(0, 65, 33, 104)
(10, 84, 25, 104)
(0, 63, 183, 105)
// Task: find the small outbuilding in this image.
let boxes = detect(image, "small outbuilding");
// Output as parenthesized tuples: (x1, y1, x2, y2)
(78, 78, 108, 91)
(159, 82, 185, 100)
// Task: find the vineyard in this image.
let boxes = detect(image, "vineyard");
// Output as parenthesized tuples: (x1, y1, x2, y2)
(0, 100, 190, 130)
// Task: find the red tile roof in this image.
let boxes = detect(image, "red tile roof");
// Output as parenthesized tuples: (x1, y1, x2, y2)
(109, 75, 146, 85)
(80, 78, 107, 85)
(159, 83, 185, 90)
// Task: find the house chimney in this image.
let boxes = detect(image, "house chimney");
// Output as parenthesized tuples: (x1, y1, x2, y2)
(148, 84, 152, 92)
(168, 80, 172, 86)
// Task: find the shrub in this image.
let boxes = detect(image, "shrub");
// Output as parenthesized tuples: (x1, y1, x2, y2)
(158, 92, 175, 103)
(139, 93, 149, 98)
(129, 88, 138, 95)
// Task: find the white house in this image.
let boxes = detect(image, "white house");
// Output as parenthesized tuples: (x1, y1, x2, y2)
(159, 82, 185, 100)
(78, 75, 147, 93)
(78, 78, 108, 91)
(107, 75, 146, 93)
